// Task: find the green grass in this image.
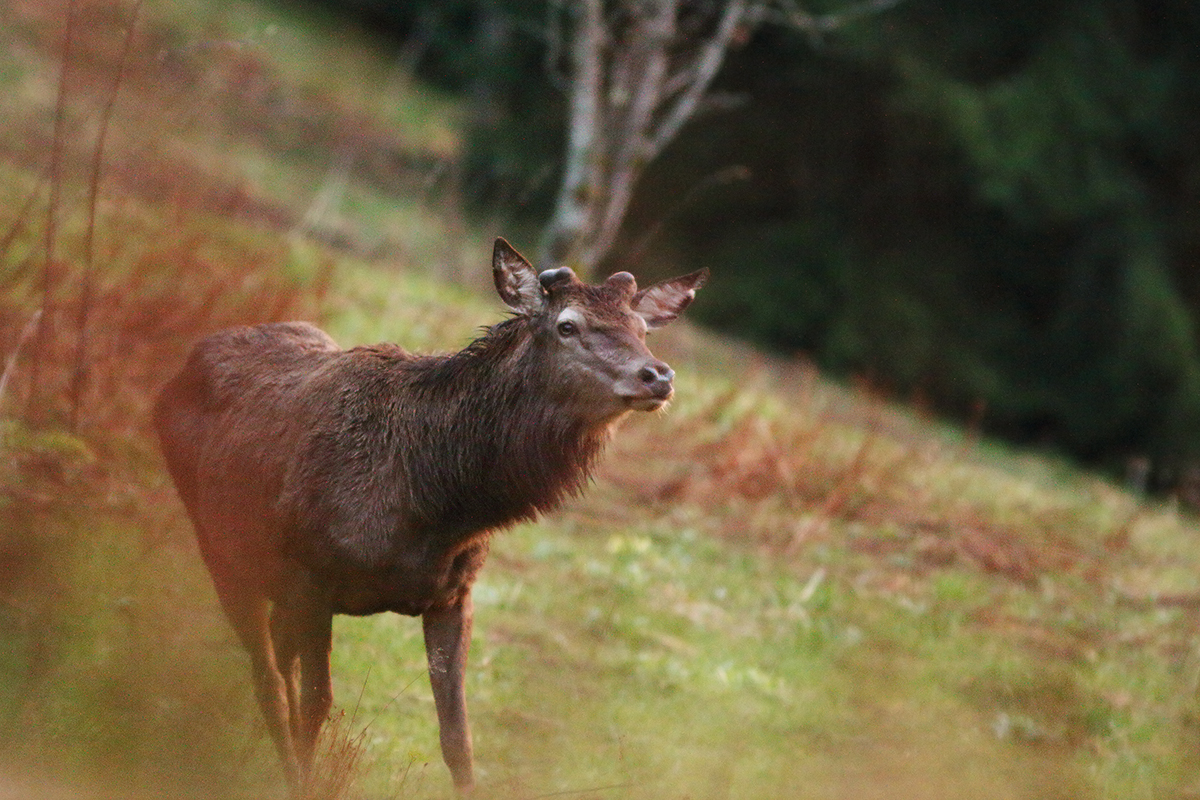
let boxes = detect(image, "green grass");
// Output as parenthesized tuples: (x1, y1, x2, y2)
(312, 263, 1200, 800)
(325, 515, 1105, 800)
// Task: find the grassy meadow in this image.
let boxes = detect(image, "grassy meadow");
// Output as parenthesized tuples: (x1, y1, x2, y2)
(2, 2, 1200, 799)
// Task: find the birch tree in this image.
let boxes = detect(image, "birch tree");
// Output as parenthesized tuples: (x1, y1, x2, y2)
(538, 0, 903, 273)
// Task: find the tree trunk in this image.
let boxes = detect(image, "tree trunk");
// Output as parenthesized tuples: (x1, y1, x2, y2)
(536, 0, 901, 276)
(539, 0, 604, 270)
(538, 0, 751, 275)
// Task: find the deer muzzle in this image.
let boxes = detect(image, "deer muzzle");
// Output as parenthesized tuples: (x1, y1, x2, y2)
(625, 359, 674, 411)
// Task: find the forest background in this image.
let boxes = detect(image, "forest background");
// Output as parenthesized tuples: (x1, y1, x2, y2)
(323, 0, 1200, 481)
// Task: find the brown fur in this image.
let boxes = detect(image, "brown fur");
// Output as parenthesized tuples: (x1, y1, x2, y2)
(153, 239, 706, 793)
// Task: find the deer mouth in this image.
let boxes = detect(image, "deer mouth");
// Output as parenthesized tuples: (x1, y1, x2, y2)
(624, 385, 673, 412)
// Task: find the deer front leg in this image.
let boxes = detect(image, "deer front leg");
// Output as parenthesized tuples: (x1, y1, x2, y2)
(423, 593, 475, 793)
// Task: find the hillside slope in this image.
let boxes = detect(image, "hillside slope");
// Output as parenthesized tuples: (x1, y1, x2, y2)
(321, 261, 1200, 800)
(1, 2, 1199, 799)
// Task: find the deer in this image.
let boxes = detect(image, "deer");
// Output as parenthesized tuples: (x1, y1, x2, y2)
(153, 238, 707, 794)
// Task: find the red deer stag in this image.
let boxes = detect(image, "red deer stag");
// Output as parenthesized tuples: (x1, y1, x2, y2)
(153, 238, 706, 793)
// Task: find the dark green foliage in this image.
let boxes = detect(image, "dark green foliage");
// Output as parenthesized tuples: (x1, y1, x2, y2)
(677, 0, 1200, 472)
(302, 0, 1200, 473)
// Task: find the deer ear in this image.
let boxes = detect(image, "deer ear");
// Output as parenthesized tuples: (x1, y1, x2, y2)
(631, 268, 709, 329)
(493, 238, 543, 314)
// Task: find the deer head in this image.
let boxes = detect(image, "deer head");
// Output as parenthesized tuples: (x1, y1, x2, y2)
(492, 238, 707, 421)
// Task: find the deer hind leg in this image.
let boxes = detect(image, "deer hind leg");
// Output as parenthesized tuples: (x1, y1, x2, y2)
(270, 570, 334, 779)
(209, 573, 303, 792)
(296, 610, 333, 770)
(269, 609, 303, 748)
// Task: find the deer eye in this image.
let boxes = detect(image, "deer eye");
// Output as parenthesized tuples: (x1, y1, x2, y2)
(556, 320, 578, 337)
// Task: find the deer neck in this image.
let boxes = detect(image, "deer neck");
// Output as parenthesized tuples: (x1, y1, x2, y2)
(405, 320, 612, 531)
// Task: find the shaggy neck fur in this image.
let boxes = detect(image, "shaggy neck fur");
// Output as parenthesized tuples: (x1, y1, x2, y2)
(395, 316, 614, 535)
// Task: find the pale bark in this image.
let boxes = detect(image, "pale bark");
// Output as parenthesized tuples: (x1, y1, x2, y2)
(540, 0, 605, 269)
(539, 0, 902, 275)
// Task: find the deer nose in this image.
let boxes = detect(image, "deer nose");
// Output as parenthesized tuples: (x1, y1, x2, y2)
(638, 361, 674, 397)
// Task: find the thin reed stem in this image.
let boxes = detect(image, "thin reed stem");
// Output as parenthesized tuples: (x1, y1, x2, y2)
(27, 0, 79, 425)
(69, 0, 144, 431)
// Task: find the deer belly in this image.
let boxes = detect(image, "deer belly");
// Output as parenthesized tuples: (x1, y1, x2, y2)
(328, 539, 489, 617)
(332, 575, 434, 616)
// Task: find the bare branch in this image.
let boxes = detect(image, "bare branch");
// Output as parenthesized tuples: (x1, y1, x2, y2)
(645, 0, 750, 160)
(0, 309, 43, 413)
(621, 1, 676, 150)
(590, 1, 677, 264)
(775, 0, 905, 42)
(539, 0, 904, 275)
(293, 141, 355, 240)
